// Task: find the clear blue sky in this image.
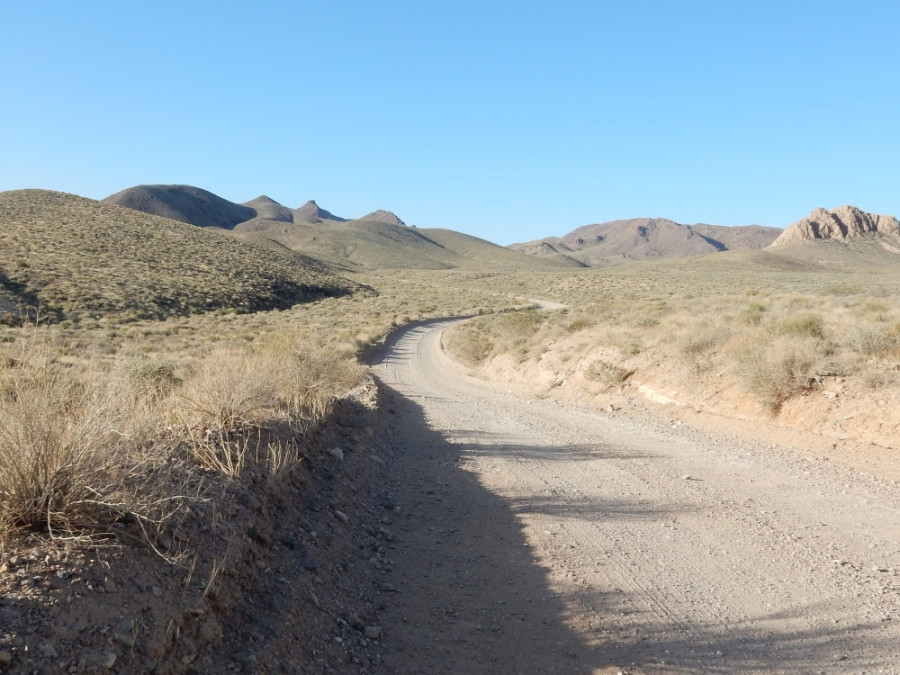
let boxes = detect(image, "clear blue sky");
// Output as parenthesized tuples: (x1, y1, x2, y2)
(2, 1, 898, 244)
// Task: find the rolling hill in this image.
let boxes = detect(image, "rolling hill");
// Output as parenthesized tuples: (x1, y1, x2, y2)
(0, 190, 363, 324)
(104, 184, 256, 228)
(105, 184, 570, 271)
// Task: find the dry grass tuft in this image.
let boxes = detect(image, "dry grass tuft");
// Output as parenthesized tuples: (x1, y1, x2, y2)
(732, 336, 822, 413)
(0, 331, 161, 537)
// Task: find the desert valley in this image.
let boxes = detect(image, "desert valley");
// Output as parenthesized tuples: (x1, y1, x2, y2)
(0, 185, 898, 673)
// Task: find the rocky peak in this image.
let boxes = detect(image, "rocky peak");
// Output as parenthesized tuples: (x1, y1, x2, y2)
(295, 200, 343, 221)
(771, 206, 900, 246)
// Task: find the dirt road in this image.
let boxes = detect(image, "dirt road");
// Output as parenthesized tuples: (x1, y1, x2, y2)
(368, 319, 900, 674)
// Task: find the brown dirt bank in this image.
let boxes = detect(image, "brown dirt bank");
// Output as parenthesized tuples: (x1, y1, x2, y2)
(461, 330, 900, 482)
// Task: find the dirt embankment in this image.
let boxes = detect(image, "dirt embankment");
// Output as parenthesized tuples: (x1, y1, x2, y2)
(0, 378, 407, 674)
(465, 329, 900, 481)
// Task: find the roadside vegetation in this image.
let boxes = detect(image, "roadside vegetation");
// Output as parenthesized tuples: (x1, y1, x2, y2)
(0, 268, 516, 542)
(446, 255, 900, 415)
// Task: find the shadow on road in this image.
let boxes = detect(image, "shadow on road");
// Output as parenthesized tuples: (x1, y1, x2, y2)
(371, 379, 611, 674)
(370, 379, 898, 674)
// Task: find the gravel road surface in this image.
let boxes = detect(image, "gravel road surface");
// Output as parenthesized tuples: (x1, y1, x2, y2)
(368, 318, 900, 674)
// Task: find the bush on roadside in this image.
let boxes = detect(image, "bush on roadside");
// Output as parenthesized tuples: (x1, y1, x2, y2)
(733, 335, 822, 413)
(0, 334, 156, 538)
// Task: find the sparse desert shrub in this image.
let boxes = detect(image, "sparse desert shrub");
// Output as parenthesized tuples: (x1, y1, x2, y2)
(125, 359, 181, 401)
(585, 359, 634, 387)
(678, 328, 731, 373)
(260, 331, 365, 425)
(446, 324, 493, 366)
(175, 348, 278, 429)
(775, 312, 826, 339)
(736, 302, 768, 326)
(841, 324, 900, 358)
(733, 336, 821, 413)
(494, 309, 545, 341)
(0, 337, 150, 536)
(861, 366, 893, 391)
(566, 318, 591, 333)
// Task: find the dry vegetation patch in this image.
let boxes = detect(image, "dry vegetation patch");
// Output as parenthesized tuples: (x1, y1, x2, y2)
(446, 258, 900, 446)
(0, 266, 522, 671)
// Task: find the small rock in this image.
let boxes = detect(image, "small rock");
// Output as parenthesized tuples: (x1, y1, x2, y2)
(238, 493, 262, 511)
(103, 577, 118, 593)
(363, 626, 382, 640)
(40, 643, 59, 658)
(114, 632, 134, 648)
(347, 613, 363, 629)
(326, 447, 344, 461)
(301, 558, 319, 571)
(0, 651, 11, 667)
(334, 510, 349, 524)
(378, 583, 397, 592)
(151, 586, 163, 598)
(102, 653, 117, 670)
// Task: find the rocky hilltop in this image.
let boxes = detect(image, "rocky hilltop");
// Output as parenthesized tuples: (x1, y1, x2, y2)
(770, 205, 900, 246)
(360, 209, 406, 226)
(295, 199, 346, 222)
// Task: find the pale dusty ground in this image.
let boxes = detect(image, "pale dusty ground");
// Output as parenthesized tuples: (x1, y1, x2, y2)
(367, 318, 900, 674)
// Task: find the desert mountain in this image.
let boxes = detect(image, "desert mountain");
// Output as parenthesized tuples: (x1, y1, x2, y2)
(510, 218, 781, 267)
(106, 184, 568, 271)
(770, 205, 900, 246)
(0, 190, 361, 323)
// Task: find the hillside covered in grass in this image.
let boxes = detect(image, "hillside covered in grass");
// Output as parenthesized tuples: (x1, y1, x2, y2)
(0, 190, 363, 323)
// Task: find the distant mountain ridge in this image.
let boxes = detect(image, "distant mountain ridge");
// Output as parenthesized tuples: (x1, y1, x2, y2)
(101, 184, 564, 272)
(510, 218, 781, 266)
(102, 184, 400, 230)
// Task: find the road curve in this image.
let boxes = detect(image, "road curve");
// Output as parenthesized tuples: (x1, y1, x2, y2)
(369, 318, 900, 674)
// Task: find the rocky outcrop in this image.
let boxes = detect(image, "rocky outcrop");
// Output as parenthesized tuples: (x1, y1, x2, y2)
(295, 200, 345, 222)
(770, 206, 900, 246)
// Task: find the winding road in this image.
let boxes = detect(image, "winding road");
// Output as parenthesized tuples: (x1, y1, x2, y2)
(367, 318, 900, 673)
